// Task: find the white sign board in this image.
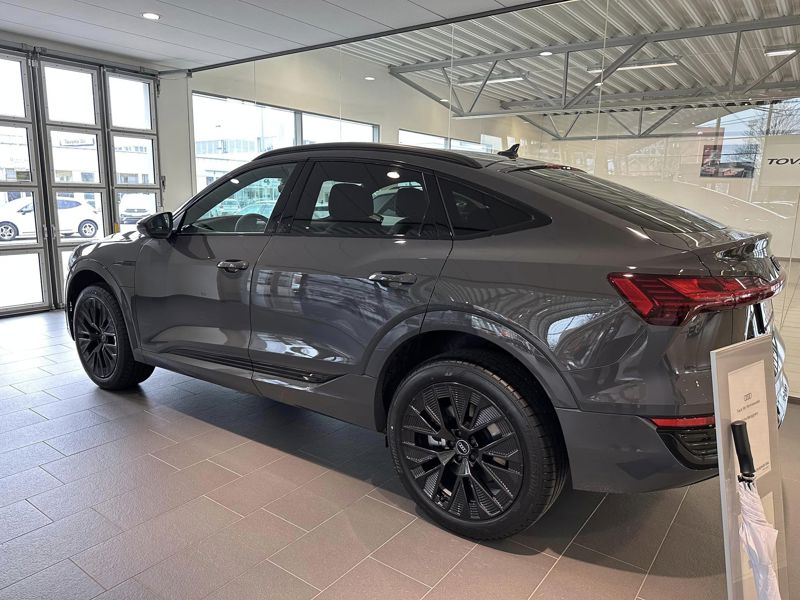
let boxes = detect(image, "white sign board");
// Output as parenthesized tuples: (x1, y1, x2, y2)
(711, 336, 787, 600)
(760, 135, 800, 187)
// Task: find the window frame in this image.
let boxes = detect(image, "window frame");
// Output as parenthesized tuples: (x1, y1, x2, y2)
(176, 160, 302, 236)
(435, 175, 551, 240)
(281, 157, 441, 240)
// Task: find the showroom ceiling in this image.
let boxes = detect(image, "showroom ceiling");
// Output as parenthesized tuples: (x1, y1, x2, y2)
(0, 0, 537, 69)
(344, 0, 800, 135)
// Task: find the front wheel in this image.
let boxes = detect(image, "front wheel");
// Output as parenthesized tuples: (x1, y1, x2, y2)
(74, 285, 154, 390)
(387, 354, 566, 540)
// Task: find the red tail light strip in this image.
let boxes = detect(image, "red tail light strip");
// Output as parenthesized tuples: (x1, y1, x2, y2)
(608, 271, 784, 326)
(651, 415, 716, 428)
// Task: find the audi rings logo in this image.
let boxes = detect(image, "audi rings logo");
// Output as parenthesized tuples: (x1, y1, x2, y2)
(455, 439, 471, 456)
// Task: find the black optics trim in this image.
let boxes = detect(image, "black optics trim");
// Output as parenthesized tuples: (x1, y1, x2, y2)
(658, 425, 718, 469)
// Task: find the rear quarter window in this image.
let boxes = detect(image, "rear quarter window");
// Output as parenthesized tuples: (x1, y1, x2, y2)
(512, 168, 725, 233)
(438, 178, 545, 238)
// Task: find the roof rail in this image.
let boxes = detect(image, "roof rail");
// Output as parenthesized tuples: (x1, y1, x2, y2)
(254, 142, 483, 168)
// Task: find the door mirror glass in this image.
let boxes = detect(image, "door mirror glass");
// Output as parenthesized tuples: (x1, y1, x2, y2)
(137, 211, 173, 238)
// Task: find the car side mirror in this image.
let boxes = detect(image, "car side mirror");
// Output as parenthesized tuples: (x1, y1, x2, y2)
(137, 212, 173, 239)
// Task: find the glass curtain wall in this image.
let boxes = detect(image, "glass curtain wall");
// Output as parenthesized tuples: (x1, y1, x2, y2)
(0, 50, 159, 315)
(184, 0, 800, 388)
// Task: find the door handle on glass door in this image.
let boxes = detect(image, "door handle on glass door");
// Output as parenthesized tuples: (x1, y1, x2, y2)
(217, 259, 249, 273)
(368, 271, 417, 285)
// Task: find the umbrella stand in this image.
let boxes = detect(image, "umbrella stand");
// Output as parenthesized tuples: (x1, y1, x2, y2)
(731, 420, 782, 600)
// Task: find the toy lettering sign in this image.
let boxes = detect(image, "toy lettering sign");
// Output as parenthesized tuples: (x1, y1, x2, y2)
(761, 135, 800, 187)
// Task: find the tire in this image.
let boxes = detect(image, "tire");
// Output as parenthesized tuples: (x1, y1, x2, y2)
(73, 285, 154, 390)
(0, 221, 18, 241)
(387, 350, 567, 540)
(78, 220, 98, 238)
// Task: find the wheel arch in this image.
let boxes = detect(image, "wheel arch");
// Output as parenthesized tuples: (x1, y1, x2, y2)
(65, 261, 140, 352)
(369, 310, 579, 433)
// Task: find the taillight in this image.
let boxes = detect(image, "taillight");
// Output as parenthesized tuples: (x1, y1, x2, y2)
(608, 271, 784, 326)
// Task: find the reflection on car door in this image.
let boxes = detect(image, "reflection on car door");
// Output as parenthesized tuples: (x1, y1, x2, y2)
(248, 159, 452, 424)
(134, 162, 298, 394)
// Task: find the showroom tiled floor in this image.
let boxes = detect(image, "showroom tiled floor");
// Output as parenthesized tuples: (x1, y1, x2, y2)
(0, 310, 798, 600)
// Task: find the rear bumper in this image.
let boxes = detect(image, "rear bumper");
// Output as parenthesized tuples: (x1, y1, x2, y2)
(555, 407, 717, 493)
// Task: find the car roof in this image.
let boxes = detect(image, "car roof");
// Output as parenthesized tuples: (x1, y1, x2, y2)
(253, 142, 564, 172)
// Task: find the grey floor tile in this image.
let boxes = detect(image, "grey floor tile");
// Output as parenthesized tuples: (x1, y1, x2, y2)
(135, 510, 304, 600)
(372, 516, 474, 587)
(0, 409, 47, 434)
(92, 579, 162, 600)
(0, 508, 120, 588)
(73, 496, 239, 589)
(209, 440, 286, 475)
(205, 560, 318, 600)
(531, 543, 645, 600)
(0, 442, 63, 479)
(0, 559, 103, 600)
(93, 459, 238, 529)
(0, 466, 62, 508)
(0, 409, 107, 454)
(205, 463, 301, 516)
(151, 428, 249, 469)
(28, 454, 177, 521)
(31, 391, 121, 420)
(574, 488, 685, 570)
(316, 557, 429, 600)
(45, 411, 169, 456)
(429, 540, 555, 600)
(0, 391, 59, 416)
(271, 496, 415, 589)
(638, 521, 726, 600)
(267, 469, 375, 530)
(782, 477, 800, 598)
(0, 500, 51, 544)
(512, 487, 605, 556)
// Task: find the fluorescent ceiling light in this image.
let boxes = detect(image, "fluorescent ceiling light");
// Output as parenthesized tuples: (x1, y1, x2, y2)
(764, 45, 798, 57)
(587, 57, 680, 74)
(364, 76, 375, 81)
(141, 12, 160, 20)
(539, 51, 553, 56)
(457, 72, 526, 86)
(440, 98, 449, 102)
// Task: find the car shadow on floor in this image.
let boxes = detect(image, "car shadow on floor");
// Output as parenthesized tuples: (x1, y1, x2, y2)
(125, 372, 734, 590)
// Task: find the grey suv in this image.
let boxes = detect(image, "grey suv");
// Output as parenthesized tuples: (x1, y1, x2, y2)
(66, 142, 788, 539)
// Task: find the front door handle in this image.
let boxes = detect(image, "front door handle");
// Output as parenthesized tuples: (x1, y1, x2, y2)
(369, 271, 417, 285)
(217, 259, 249, 273)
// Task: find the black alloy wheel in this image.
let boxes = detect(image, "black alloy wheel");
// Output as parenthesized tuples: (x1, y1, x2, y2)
(400, 381, 523, 520)
(75, 295, 119, 379)
(388, 353, 566, 540)
(73, 285, 154, 389)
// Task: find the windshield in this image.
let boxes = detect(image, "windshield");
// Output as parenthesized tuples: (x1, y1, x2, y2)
(512, 168, 725, 234)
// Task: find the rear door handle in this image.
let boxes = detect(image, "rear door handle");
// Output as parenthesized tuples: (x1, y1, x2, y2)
(217, 259, 249, 273)
(369, 271, 417, 285)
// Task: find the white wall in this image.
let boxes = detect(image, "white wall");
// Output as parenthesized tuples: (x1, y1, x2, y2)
(156, 47, 541, 209)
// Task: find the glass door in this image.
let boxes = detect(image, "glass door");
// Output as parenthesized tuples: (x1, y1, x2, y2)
(40, 62, 109, 298)
(0, 52, 50, 315)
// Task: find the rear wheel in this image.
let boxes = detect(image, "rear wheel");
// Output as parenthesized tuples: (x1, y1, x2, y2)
(387, 352, 566, 540)
(74, 285, 154, 389)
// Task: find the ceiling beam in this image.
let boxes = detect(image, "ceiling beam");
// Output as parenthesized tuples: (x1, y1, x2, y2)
(743, 52, 800, 93)
(641, 106, 683, 136)
(451, 80, 800, 118)
(564, 38, 647, 109)
(389, 72, 464, 117)
(389, 15, 800, 74)
(468, 61, 497, 113)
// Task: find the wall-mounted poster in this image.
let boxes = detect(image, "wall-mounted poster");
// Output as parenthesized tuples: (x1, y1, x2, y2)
(700, 143, 755, 178)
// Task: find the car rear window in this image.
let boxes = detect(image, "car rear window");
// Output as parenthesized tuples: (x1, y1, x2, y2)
(512, 168, 725, 233)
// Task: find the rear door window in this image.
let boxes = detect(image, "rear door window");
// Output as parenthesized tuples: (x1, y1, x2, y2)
(512, 168, 724, 233)
(438, 178, 538, 238)
(291, 161, 432, 238)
